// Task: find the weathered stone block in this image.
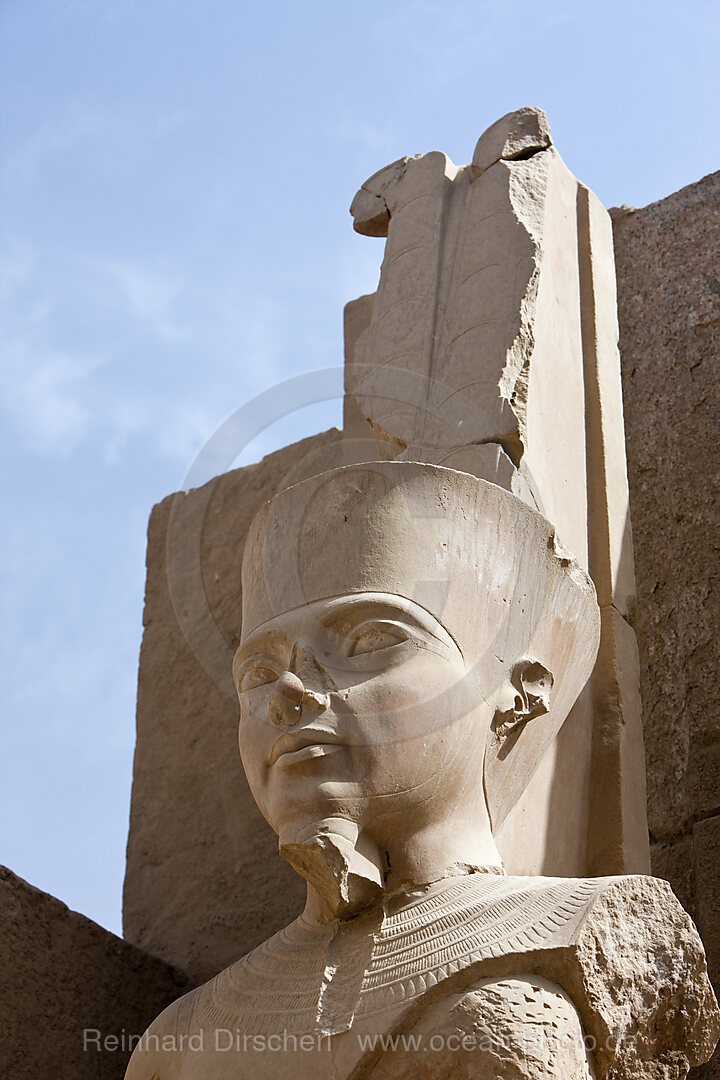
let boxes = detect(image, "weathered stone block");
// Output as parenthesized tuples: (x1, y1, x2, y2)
(613, 171, 720, 843)
(694, 815, 720, 987)
(0, 866, 186, 1080)
(690, 816, 720, 1079)
(651, 833, 696, 919)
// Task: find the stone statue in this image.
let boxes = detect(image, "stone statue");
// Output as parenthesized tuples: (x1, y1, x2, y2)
(126, 462, 719, 1079)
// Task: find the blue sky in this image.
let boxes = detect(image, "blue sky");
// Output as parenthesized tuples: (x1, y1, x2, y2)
(1, 0, 717, 937)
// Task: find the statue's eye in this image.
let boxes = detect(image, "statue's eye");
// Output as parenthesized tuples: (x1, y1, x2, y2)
(348, 622, 407, 657)
(238, 665, 279, 692)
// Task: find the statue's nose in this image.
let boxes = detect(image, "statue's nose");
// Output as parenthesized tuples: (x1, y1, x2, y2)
(269, 670, 330, 727)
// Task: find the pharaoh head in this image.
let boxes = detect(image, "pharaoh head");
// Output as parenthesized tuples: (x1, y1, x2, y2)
(233, 462, 599, 917)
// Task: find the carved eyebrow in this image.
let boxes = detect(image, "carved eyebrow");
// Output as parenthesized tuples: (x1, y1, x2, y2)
(232, 630, 289, 672)
(319, 596, 452, 647)
(235, 592, 462, 661)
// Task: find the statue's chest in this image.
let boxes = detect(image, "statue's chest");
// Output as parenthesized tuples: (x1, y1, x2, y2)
(187, 875, 597, 1043)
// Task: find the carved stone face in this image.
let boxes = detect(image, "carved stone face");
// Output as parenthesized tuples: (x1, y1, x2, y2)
(233, 591, 489, 843)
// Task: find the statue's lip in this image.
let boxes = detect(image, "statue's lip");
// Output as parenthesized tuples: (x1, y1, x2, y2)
(269, 728, 347, 767)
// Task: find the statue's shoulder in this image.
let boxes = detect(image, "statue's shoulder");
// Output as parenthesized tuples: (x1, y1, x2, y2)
(124, 977, 206, 1079)
(498, 873, 719, 1078)
(124, 951, 261, 1080)
(361, 874, 718, 1079)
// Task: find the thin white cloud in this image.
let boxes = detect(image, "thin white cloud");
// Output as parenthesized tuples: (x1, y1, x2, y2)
(1, 111, 105, 187)
(102, 260, 188, 343)
(99, 394, 219, 469)
(0, 238, 313, 470)
(0, 338, 102, 454)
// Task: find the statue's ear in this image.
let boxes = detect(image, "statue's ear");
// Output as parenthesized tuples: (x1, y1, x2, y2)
(492, 659, 554, 738)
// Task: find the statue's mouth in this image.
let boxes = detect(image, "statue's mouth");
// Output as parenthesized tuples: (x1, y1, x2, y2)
(269, 729, 346, 768)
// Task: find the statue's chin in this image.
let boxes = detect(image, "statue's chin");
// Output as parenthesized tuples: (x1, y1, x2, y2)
(279, 817, 384, 919)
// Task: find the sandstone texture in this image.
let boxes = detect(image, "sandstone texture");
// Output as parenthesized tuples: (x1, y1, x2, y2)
(613, 169, 720, 1079)
(614, 171, 720, 845)
(368, 976, 594, 1079)
(694, 815, 720, 987)
(123, 428, 343, 983)
(564, 876, 718, 1079)
(693, 816, 720, 1079)
(472, 105, 552, 174)
(0, 866, 186, 1080)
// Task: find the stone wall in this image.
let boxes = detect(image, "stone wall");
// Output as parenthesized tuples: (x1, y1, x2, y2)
(613, 170, 720, 1078)
(0, 866, 186, 1080)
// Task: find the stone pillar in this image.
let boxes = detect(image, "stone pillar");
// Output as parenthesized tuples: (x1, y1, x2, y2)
(345, 108, 649, 877)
